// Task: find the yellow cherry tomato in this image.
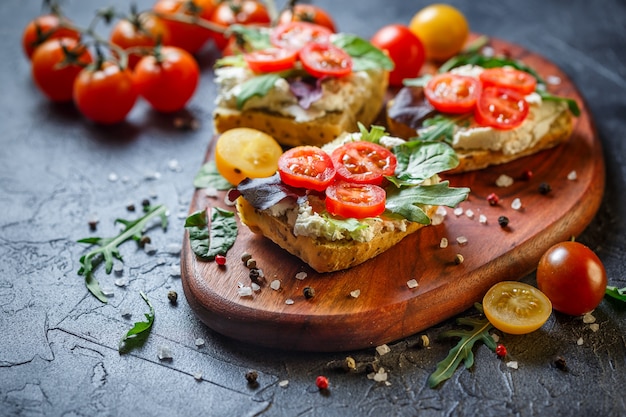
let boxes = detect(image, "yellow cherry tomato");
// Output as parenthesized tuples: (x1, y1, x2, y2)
(482, 281, 552, 335)
(409, 4, 469, 61)
(214, 128, 283, 186)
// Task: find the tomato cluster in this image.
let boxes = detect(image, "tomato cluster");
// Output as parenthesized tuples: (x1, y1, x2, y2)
(424, 67, 537, 130)
(278, 142, 397, 219)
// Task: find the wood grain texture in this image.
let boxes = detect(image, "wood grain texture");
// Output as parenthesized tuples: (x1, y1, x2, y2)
(180, 37, 604, 352)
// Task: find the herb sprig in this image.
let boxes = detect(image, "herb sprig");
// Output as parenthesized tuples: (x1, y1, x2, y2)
(428, 303, 496, 388)
(118, 291, 155, 354)
(77, 204, 168, 303)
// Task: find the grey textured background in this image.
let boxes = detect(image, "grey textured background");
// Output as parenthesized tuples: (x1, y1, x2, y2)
(1, 0, 625, 416)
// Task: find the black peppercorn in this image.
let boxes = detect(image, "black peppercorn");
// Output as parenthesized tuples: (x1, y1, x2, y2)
(303, 286, 316, 299)
(539, 182, 552, 195)
(168, 290, 178, 304)
(498, 216, 510, 228)
(245, 370, 259, 385)
(249, 268, 260, 283)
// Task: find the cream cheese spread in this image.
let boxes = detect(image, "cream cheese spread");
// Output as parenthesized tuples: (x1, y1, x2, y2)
(445, 65, 567, 155)
(213, 65, 382, 123)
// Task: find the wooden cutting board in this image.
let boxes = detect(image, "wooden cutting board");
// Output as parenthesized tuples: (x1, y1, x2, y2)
(180, 37, 604, 352)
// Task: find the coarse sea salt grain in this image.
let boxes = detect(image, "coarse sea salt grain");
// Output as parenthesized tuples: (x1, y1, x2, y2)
(431, 212, 445, 226)
(170, 264, 181, 277)
(251, 282, 261, 292)
(108, 172, 119, 182)
(270, 279, 281, 291)
(546, 75, 562, 85)
(577, 337, 584, 346)
(194, 373, 203, 381)
(496, 174, 514, 187)
(506, 361, 518, 369)
(454, 207, 464, 217)
(279, 380, 289, 388)
(376, 344, 391, 356)
(479, 214, 488, 224)
(567, 170, 578, 180)
(491, 333, 500, 343)
(238, 286, 253, 297)
(350, 289, 361, 298)
(195, 338, 205, 347)
(436, 206, 448, 217)
(406, 279, 419, 289)
(456, 236, 468, 246)
(440, 237, 449, 248)
(204, 187, 219, 198)
(114, 278, 127, 287)
(465, 209, 475, 219)
(511, 198, 522, 210)
(158, 346, 173, 360)
(295, 271, 308, 280)
(168, 159, 181, 172)
(590, 323, 600, 332)
(285, 299, 294, 305)
(583, 312, 596, 324)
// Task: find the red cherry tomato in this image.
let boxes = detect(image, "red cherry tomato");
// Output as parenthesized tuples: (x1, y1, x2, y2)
(73, 62, 138, 124)
(370, 24, 426, 87)
(424, 73, 481, 114)
(331, 141, 397, 185)
(109, 12, 172, 69)
(278, 146, 336, 192)
(270, 21, 332, 52)
(474, 86, 529, 130)
(243, 47, 298, 73)
(325, 182, 386, 219)
(278, 4, 336, 32)
(153, 0, 216, 54)
(479, 67, 537, 95)
(134, 46, 199, 113)
(209, 0, 271, 51)
(22, 14, 81, 59)
(30, 37, 93, 102)
(536, 241, 608, 316)
(299, 42, 352, 79)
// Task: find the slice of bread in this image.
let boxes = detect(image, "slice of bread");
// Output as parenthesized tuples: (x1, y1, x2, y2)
(386, 87, 573, 174)
(236, 197, 437, 273)
(213, 70, 389, 148)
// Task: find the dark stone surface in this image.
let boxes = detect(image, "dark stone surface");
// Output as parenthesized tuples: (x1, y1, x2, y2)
(1, 0, 625, 416)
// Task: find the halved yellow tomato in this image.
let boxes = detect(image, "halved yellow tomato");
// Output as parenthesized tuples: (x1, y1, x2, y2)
(482, 281, 552, 335)
(214, 128, 283, 186)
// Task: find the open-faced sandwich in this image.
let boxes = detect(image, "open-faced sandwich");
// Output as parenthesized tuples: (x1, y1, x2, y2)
(386, 48, 580, 173)
(227, 125, 469, 273)
(213, 22, 393, 148)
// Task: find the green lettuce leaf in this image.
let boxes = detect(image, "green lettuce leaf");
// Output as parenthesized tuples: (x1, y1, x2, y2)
(385, 181, 469, 223)
(236, 74, 281, 109)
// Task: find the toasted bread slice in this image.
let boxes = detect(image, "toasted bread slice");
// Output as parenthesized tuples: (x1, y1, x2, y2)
(213, 70, 389, 148)
(236, 197, 437, 273)
(386, 86, 573, 174)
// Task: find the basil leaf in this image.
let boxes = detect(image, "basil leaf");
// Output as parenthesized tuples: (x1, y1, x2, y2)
(236, 74, 281, 109)
(332, 33, 394, 72)
(390, 141, 459, 187)
(193, 161, 233, 190)
(184, 207, 238, 260)
(385, 181, 469, 223)
(605, 286, 626, 303)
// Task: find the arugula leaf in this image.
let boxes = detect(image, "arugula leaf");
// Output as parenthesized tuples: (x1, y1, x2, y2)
(389, 141, 460, 187)
(193, 161, 233, 190)
(385, 181, 469, 223)
(321, 213, 369, 232)
(119, 291, 155, 354)
(605, 286, 626, 303)
(215, 54, 246, 68)
(184, 207, 238, 260)
(428, 304, 496, 388)
(77, 205, 168, 303)
(236, 74, 281, 109)
(357, 122, 387, 143)
(402, 74, 432, 88)
(537, 89, 581, 117)
(332, 33, 394, 72)
(439, 51, 545, 85)
(228, 24, 272, 51)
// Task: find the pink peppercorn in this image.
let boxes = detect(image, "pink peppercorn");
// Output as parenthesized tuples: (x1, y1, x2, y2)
(487, 192, 500, 206)
(495, 343, 507, 358)
(215, 254, 226, 266)
(316, 375, 329, 390)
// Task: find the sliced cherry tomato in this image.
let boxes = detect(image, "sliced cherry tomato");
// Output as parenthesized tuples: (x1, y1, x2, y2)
(31, 37, 93, 102)
(370, 24, 425, 86)
(109, 12, 172, 69)
(278, 146, 336, 192)
(325, 182, 386, 219)
(22, 14, 81, 59)
(243, 47, 298, 73)
(153, 0, 216, 54)
(299, 42, 352, 79)
(483, 281, 552, 335)
(215, 128, 283, 185)
(479, 67, 537, 95)
(73, 62, 138, 124)
(474, 86, 529, 130)
(331, 141, 397, 185)
(134, 46, 199, 113)
(424, 73, 481, 114)
(277, 4, 336, 32)
(270, 21, 332, 52)
(536, 241, 607, 316)
(209, 0, 271, 51)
